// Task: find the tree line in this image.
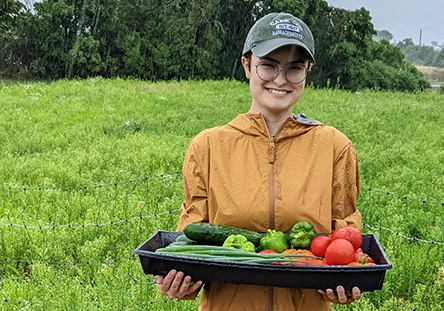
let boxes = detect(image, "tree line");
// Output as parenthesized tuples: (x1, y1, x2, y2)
(397, 38, 444, 68)
(375, 30, 444, 68)
(1, 0, 430, 92)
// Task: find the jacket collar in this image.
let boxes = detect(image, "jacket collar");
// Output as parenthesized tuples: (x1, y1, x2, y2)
(227, 113, 322, 139)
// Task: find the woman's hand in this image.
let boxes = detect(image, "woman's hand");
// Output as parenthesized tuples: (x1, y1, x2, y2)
(318, 286, 361, 304)
(155, 270, 203, 300)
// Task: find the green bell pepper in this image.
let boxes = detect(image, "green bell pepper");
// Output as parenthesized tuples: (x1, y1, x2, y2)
(223, 234, 256, 252)
(260, 229, 290, 253)
(287, 221, 316, 248)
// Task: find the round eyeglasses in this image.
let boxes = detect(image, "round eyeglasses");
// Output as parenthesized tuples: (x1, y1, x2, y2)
(254, 61, 308, 84)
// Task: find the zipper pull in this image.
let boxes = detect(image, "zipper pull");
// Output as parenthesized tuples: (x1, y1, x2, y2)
(268, 137, 275, 163)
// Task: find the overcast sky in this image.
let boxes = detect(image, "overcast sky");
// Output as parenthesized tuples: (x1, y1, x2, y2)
(326, 0, 444, 46)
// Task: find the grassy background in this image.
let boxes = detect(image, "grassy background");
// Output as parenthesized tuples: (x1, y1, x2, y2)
(1, 78, 443, 310)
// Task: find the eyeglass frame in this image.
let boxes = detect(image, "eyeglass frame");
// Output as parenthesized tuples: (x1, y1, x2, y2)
(251, 60, 310, 84)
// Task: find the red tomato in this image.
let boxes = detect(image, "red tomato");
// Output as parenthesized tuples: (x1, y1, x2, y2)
(324, 239, 355, 265)
(354, 247, 375, 264)
(355, 247, 364, 255)
(259, 250, 278, 254)
(309, 235, 331, 257)
(331, 227, 362, 250)
(365, 255, 375, 264)
(259, 249, 283, 264)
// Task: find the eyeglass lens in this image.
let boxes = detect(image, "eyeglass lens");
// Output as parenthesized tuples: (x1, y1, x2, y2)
(255, 61, 307, 84)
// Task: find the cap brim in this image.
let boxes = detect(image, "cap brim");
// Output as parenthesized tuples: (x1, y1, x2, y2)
(251, 38, 315, 63)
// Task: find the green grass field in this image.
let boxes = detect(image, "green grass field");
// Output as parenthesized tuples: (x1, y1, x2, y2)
(1, 78, 443, 310)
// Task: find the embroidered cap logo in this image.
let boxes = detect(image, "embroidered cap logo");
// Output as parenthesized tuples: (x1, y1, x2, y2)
(272, 20, 303, 41)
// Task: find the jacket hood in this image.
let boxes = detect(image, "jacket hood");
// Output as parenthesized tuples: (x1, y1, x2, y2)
(227, 112, 322, 140)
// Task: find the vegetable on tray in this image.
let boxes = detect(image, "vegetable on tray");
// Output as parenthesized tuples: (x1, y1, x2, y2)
(324, 239, 356, 265)
(175, 222, 378, 267)
(287, 221, 316, 248)
(260, 229, 290, 253)
(155, 244, 318, 264)
(183, 222, 262, 246)
(134, 230, 393, 291)
(330, 226, 362, 251)
(223, 234, 256, 252)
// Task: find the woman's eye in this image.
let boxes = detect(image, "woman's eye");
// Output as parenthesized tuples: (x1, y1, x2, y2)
(261, 62, 276, 68)
(289, 65, 304, 71)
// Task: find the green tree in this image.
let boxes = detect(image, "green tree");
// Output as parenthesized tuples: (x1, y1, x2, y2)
(308, 6, 375, 90)
(7, 0, 120, 79)
(258, 0, 308, 17)
(432, 48, 444, 67)
(0, 0, 23, 31)
(26, 0, 76, 79)
(0, 0, 431, 91)
(69, 35, 104, 78)
(402, 44, 436, 66)
(213, 0, 256, 80)
(396, 38, 415, 51)
(370, 39, 404, 68)
(396, 38, 441, 67)
(0, 0, 25, 76)
(375, 29, 394, 42)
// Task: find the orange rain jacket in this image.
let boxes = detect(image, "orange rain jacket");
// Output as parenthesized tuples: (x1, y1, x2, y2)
(176, 112, 361, 311)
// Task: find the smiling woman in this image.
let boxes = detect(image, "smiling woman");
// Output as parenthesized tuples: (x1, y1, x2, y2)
(155, 12, 362, 311)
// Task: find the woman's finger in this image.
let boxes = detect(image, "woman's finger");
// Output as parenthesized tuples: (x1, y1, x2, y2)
(336, 286, 347, 303)
(318, 286, 360, 305)
(158, 270, 177, 295)
(351, 286, 361, 300)
(154, 275, 164, 285)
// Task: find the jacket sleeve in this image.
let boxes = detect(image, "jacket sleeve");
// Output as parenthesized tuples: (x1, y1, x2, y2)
(331, 142, 362, 231)
(175, 136, 209, 300)
(176, 136, 210, 231)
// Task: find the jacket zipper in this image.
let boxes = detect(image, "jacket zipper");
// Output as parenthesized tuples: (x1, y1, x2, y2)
(268, 137, 276, 230)
(268, 136, 276, 311)
(266, 118, 289, 311)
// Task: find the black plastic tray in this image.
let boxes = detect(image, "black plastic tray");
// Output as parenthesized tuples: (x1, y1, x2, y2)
(133, 231, 392, 291)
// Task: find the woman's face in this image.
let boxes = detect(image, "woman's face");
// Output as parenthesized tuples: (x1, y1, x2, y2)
(242, 45, 311, 118)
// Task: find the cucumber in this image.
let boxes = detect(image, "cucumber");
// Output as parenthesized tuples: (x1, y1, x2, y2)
(183, 222, 262, 246)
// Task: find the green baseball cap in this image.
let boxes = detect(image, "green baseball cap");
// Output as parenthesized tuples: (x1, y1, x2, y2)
(242, 12, 315, 63)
